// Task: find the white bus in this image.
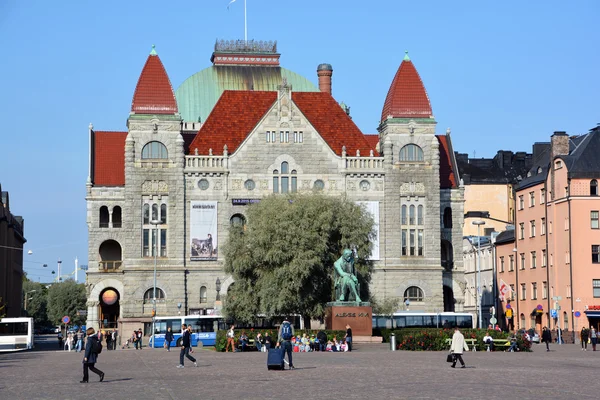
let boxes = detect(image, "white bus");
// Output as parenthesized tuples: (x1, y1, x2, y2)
(372, 312, 474, 330)
(0, 317, 34, 352)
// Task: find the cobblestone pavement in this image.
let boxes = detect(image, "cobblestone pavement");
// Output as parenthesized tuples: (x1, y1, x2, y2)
(0, 336, 597, 400)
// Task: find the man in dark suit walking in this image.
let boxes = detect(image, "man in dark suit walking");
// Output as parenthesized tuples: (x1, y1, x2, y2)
(177, 324, 197, 368)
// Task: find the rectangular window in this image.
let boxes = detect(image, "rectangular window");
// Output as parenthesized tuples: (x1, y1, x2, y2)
(510, 284, 515, 301)
(409, 229, 415, 256)
(151, 228, 158, 257)
(541, 189, 545, 204)
(280, 131, 284, 143)
(592, 211, 599, 229)
(519, 195, 524, 210)
(520, 253, 525, 270)
(565, 186, 569, 197)
(273, 177, 279, 193)
(549, 221, 553, 234)
(530, 220, 536, 237)
(593, 245, 600, 264)
(519, 223, 525, 240)
(532, 282, 537, 300)
(291, 176, 297, 193)
(285, 131, 289, 143)
(594, 280, 600, 298)
(271, 131, 276, 142)
(542, 249, 547, 267)
(543, 281, 548, 299)
(565, 251, 570, 264)
(541, 218, 546, 235)
(418, 230, 423, 256)
(266, 131, 270, 142)
(565, 217, 569, 231)
(281, 177, 289, 193)
(160, 229, 167, 257)
(500, 256, 505, 273)
(143, 229, 149, 257)
(529, 191, 535, 207)
(509, 255, 514, 271)
(550, 253, 553, 266)
(521, 283, 526, 300)
(299, 131, 303, 143)
(294, 131, 298, 143)
(531, 251, 537, 269)
(402, 230, 407, 256)
(566, 285, 571, 298)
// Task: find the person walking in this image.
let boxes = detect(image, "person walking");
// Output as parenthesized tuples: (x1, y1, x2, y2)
(590, 327, 597, 351)
(177, 324, 197, 368)
(106, 331, 112, 351)
(81, 327, 105, 383)
(277, 317, 295, 370)
(344, 324, 353, 352)
(137, 329, 143, 350)
(450, 327, 469, 368)
(541, 326, 552, 351)
(581, 327, 589, 351)
(165, 327, 174, 352)
(225, 325, 236, 352)
(112, 330, 118, 350)
(57, 331, 63, 350)
(76, 329, 84, 353)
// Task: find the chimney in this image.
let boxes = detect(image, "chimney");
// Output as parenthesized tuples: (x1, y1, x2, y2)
(317, 63, 333, 95)
(550, 131, 569, 161)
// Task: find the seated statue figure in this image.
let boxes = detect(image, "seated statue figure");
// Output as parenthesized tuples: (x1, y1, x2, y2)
(334, 249, 362, 302)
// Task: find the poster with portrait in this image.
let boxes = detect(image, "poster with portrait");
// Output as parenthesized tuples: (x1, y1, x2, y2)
(356, 201, 380, 260)
(190, 201, 218, 260)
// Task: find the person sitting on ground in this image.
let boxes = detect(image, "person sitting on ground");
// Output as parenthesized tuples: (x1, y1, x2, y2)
(301, 334, 310, 352)
(332, 337, 339, 352)
(494, 324, 501, 332)
(309, 334, 316, 351)
(483, 332, 494, 351)
(326, 340, 333, 352)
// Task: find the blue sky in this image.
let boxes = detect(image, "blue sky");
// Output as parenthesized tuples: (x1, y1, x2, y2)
(1, 0, 598, 282)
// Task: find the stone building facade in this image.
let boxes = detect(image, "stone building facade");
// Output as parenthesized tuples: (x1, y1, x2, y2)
(85, 42, 465, 334)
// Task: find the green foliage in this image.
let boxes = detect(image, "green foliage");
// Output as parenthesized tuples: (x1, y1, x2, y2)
(223, 194, 375, 323)
(371, 296, 400, 318)
(215, 328, 347, 352)
(23, 280, 50, 327)
(47, 280, 87, 325)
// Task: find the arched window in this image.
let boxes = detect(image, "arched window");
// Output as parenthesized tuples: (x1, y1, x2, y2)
(143, 204, 149, 225)
(161, 204, 167, 224)
(409, 205, 415, 225)
(112, 206, 122, 228)
(417, 205, 423, 225)
(230, 214, 246, 228)
(281, 161, 289, 174)
(273, 163, 297, 193)
(404, 286, 424, 302)
(200, 286, 207, 303)
(401, 205, 407, 225)
(143, 288, 165, 303)
(591, 179, 598, 196)
(141, 141, 168, 159)
(152, 204, 158, 222)
(443, 207, 453, 228)
(99, 206, 109, 228)
(399, 144, 424, 162)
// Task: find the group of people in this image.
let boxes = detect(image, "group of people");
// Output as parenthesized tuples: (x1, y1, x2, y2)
(579, 326, 598, 351)
(124, 329, 144, 349)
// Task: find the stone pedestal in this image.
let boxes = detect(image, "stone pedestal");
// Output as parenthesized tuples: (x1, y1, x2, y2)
(325, 303, 373, 336)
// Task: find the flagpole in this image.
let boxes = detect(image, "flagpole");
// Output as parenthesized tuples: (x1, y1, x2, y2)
(244, 0, 247, 43)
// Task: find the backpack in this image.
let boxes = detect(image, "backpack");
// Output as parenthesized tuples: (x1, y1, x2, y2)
(93, 338, 103, 354)
(281, 322, 292, 340)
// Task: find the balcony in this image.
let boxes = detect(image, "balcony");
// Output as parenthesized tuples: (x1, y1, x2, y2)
(99, 261, 122, 272)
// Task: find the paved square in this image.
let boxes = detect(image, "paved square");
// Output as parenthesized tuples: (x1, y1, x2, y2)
(0, 336, 597, 399)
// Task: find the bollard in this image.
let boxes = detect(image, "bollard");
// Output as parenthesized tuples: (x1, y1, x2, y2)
(390, 333, 396, 351)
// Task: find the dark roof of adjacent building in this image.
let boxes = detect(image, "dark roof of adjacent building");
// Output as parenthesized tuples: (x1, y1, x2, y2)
(495, 229, 515, 245)
(456, 150, 533, 185)
(380, 52, 433, 122)
(559, 127, 600, 179)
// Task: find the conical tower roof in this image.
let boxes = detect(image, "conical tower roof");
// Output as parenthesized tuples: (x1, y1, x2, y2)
(131, 45, 178, 115)
(380, 51, 432, 122)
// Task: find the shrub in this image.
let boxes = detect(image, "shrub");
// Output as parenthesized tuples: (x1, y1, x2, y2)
(387, 328, 514, 351)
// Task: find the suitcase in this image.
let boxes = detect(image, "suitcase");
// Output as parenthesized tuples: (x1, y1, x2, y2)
(267, 348, 284, 370)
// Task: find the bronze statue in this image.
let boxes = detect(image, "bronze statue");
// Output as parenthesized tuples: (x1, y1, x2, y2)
(334, 249, 362, 302)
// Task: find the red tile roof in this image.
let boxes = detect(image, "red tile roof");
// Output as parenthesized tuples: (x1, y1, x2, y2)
(188, 91, 277, 155)
(93, 131, 127, 186)
(292, 92, 379, 156)
(381, 59, 432, 122)
(131, 54, 178, 114)
(437, 135, 458, 189)
(364, 134, 380, 152)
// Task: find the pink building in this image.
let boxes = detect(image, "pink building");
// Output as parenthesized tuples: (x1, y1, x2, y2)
(496, 128, 600, 340)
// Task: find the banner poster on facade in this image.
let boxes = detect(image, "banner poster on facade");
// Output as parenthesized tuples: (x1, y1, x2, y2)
(356, 201, 380, 260)
(190, 201, 218, 261)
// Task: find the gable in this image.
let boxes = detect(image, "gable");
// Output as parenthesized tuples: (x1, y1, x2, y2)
(93, 131, 127, 186)
(437, 135, 458, 189)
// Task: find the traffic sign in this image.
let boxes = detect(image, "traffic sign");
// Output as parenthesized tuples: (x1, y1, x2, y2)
(550, 309, 558, 318)
(506, 304, 512, 309)
(62, 316, 70, 324)
(552, 296, 562, 301)
(574, 311, 581, 318)
(490, 317, 497, 325)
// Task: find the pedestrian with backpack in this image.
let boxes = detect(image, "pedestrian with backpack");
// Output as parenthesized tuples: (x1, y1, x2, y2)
(81, 327, 105, 383)
(277, 317, 295, 370)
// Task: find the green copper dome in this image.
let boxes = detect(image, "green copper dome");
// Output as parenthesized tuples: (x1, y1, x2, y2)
(175, 66, 319, 123)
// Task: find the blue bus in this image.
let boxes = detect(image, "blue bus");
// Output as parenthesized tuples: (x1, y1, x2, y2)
(148, 315, 226, 348)
(372, 312, 474, 330)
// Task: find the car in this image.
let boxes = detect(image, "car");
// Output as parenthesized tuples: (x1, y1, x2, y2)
(518, 329, 540, 344)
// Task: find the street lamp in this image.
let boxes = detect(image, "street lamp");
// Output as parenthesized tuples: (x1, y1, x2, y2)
(24, 290, 36, 314)
(150, 219, 161, 349)
(472, 220, 486, 329)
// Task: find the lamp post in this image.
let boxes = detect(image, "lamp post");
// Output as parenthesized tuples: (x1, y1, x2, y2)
(472, 220, 486, 329)
(150, 219, 161, 349)
(24, 290, 36, 314)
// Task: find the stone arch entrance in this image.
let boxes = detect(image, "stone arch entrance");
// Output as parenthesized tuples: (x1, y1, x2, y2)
(99, 288, 120, 329)
(88, 278, 125, 331)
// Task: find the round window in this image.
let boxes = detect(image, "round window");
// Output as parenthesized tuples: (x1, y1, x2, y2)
(198, 179, 209, 190)
(313, 180, 325, 191)
(359, 180, 370, 191)
(244, 180, 255, 191)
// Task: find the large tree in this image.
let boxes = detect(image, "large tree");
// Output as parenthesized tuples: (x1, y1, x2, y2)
(223, 194, 376, 323)
(23, 280, 50, 327)
(47, 280, 87, 326)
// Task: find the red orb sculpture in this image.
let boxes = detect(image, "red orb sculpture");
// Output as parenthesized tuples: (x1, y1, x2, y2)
(102, 290, 118, 305)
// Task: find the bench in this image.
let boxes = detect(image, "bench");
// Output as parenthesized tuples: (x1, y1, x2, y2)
(445, 338, 478, 351)
(237, 338, 256, 351)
